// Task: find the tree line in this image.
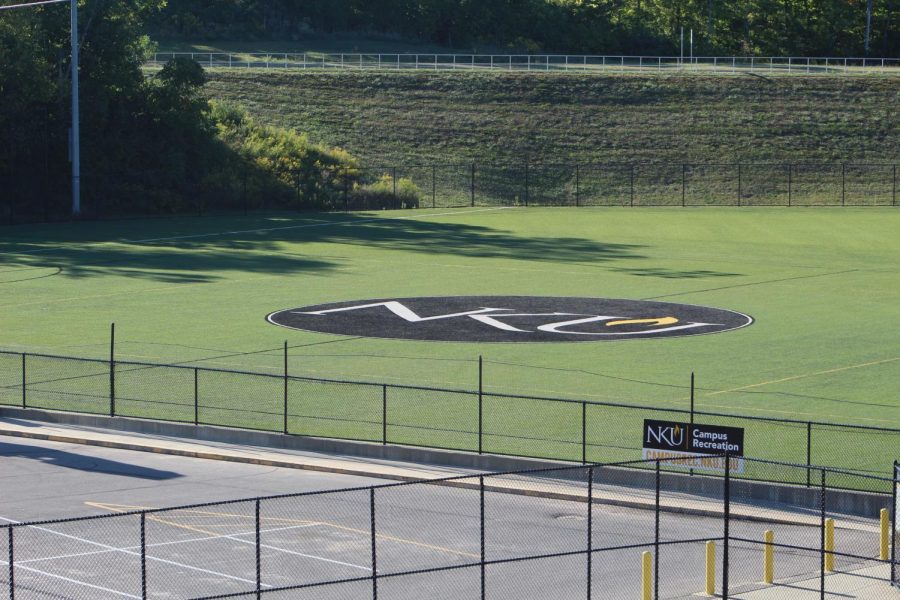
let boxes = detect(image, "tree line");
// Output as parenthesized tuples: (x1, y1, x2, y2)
(150, 0, 898, 57)
(0, 0, 418, 223)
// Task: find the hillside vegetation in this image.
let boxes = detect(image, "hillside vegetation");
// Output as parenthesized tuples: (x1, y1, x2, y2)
(205, 71, 899, 166)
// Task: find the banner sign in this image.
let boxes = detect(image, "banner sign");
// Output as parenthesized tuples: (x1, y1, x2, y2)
(642, 419, 745, 473)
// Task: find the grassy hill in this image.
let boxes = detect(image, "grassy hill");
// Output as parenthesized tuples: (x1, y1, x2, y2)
(204, 71, 899, 167)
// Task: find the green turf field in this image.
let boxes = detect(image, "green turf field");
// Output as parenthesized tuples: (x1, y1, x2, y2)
(0, 207, 898, 474)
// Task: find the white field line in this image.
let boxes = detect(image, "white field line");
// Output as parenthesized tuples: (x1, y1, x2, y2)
(12, 518, 370, 573)
(0, 557, 142, 599)
(6, 207, 512, 255)
(0, 515, 270, 588)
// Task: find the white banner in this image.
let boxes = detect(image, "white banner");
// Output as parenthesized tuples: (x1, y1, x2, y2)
(642, 449, 745, 474)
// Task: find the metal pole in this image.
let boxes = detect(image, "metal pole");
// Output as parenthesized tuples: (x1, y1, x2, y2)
(478, 356, 484, 454)
(581, 402, 587, 464)
(283, 341, 288, 434)
(723, 453, 731, 600)
(788, 164, 792, 206)
(109, 322, 115, 417)
(140, 512, 147, 600)
(806, 422, 812, 487)
(524, 162, 529, 206)
(471, 163, 476, 207)
(480, 475, 486, 600)
(820, 469, 826, 599)
(193, 368, 199, 425)
(587, 467, 593, 600)
(738, 164, 742, 206)
(891, 461, 897, 584)
(8, 525, 14, 600)
(630, 164, 635, 207)
(654, 460, 661, 600)
(71, 0, 80, 216)
(21, 354, 26, 408)
(575, 164, 580, 207)
(255, 499, 262, 600)
(370, 488, 378, 600)
(841, 163, 846, 206)
(682, 164, 686, 206)
(432, 165, 437, 209)
(382, 385, 387, 445)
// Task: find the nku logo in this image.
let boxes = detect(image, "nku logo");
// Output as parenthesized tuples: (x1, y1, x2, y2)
(267, 296, 752, 343)
(646, 422, 687, 449)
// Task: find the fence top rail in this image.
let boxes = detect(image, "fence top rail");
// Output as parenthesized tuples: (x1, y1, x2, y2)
(743, 456, 900, 484)
(5, 348, 900, 436)
(153, 52, 900, 62)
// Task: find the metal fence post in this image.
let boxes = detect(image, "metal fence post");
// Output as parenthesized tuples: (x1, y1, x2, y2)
(575, 164, 580, 207)
(892, 461, 897, 584)
(382, 385, 387, 445)
(193, 368, 199, 425)
(471, 163, 476, 207)
(432, 165, 437, 208)
(806, 422, 813, 487)
(630, 164, 635, 207)
(255, 498, 262, 600)
(654, 460, 661, 600)
(370, 488, 378, 600)
(820, 469, 826, 599)
(723, 453, 731, 600)
(893, 165, 897, 207)
(587, 466, 593, 600)
(738, 164, 742, 207)
(788, 164, 793, 206)
(841, 163, 846, 206)
(478, 356, 484, 454)
(21, 353, 25, 408)
(283, 341, 289, 434)
(524, 162, 529, 207)
(581, 402, 587, 464)
(140, 512, 147, 600)
(109, 322, 115, 417)
(7, 525, 13, 600)
(480, 475, 486, 600)
(682, 164, 686, 207)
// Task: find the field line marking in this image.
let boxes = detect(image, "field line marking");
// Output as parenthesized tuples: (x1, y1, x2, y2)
(90, 501, 480, 560)
(4, 207, 511, 255)
(706, 356, 900, 397)
(0, 514, 271, 588)
(0, 557, 141, 598)
(90, 502, 372, 572)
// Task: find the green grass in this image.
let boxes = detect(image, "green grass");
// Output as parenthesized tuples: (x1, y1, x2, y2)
(0, 208, 898, 477)
(202, 71, 899, 166)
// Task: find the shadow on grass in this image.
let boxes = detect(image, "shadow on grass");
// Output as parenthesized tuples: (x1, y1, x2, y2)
(0, 211, 741, 283)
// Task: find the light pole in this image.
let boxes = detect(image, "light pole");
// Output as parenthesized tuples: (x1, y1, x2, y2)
(1, 0, 80, 216)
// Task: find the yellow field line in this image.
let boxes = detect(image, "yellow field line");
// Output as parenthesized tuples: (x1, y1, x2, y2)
(705, 356, 900, 397)
(87, 502, 479, 559)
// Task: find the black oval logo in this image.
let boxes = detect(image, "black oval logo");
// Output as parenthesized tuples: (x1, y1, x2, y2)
(267, 297, 752, 343)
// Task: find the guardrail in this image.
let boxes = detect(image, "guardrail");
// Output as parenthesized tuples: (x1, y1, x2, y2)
(148, 52, 900, 75)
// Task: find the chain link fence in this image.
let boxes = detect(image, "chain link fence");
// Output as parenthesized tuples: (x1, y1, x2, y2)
(2, 349, 899, 489)
(2, 162, 897, 225)
(0, 457, 896, 599)
(149, 52, 900, 76)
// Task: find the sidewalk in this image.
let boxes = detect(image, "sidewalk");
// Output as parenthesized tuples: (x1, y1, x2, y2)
(730, 564, 897, 599)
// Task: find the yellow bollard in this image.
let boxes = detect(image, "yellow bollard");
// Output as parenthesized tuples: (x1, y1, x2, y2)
(642, 551, 652, 600)
(764, 530, 774, 584)
(706, 540, 716, 596)
(880, 509, 889, 561)
(825, 518, 835, 572)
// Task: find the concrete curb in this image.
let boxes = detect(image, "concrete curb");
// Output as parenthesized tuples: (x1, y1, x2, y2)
(0, 407, 892, 522)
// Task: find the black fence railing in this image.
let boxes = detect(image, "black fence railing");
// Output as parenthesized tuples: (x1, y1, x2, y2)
(1, 349, 898, 488)
(0, 456, 896, 599)
(2, 161, 897, 224)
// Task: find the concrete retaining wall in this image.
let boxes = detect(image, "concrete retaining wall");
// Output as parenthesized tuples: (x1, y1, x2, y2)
(0, 406, 891, 519)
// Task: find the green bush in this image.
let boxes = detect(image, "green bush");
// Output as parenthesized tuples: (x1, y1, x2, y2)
(351, 174, 421, 210)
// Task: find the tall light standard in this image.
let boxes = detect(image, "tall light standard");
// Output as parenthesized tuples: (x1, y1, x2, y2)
(0, 0, 80, 216)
